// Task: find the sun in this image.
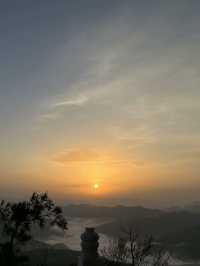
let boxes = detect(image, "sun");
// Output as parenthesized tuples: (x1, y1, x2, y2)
(93, 183, 99, 190)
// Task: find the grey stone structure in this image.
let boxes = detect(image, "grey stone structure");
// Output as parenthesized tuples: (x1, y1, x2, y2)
(78, 227, 100, 266)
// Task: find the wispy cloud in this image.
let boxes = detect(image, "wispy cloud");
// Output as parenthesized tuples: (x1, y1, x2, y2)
(38, 78, 121, 123)
(52, 148, 136, 166)
(38, 112, 60, 121)
(54, 148, 102, 163)
(53, 95, 88, 108)
(37, 93, 89, 122)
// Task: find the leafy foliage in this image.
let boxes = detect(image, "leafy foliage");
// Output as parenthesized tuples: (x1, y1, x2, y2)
(0, 192, 67, 265)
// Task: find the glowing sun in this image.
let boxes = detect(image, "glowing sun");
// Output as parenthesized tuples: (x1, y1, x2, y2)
(93, 183, 99, 189)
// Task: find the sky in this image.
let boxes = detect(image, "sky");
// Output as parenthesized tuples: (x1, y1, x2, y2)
(0, 0, 200, 208)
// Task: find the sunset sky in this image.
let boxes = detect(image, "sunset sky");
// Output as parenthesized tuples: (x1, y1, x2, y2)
(0, 1, 200, 207)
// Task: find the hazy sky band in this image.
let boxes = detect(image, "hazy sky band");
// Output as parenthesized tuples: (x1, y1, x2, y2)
(0, 0, 200, 207)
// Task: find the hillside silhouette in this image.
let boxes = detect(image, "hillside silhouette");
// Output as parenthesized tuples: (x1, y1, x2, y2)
(64, 204, 200, 260)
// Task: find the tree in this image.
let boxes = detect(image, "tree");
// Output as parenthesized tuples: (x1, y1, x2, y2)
(102, 226, 169, 266)
(123, 226, 153, 266)
(151, 248, 170, 266)
(0, 192, 67, 265)
(101, 237, 129, 266)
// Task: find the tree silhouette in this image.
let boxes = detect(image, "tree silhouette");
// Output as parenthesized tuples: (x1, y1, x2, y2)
(101, 237, 129, 266)
(123, 226, 169, 266)
(102, 226, 169, 266)
(0, 192, 67, 265)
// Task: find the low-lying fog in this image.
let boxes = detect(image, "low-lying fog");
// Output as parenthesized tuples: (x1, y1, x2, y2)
(36, 217, 195, 266)
(38, 217, 110, 251)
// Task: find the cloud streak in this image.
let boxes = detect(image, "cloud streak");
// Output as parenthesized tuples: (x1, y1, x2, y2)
(53, 95, 88, 108)
(52, 148, 137, 166)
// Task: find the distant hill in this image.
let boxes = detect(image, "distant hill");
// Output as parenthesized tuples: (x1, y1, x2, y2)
(97, 211, 200, 238)
(63, 204, 162, 219)
(183, 203, 200, 213)
(64, 204, 200, 239)
(63, 204, 200, 261)
(166, 203, 200, 214)
(96, 210, 200, 260)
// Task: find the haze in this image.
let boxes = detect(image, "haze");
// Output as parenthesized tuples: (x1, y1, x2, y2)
(0, 1, 200, 208)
